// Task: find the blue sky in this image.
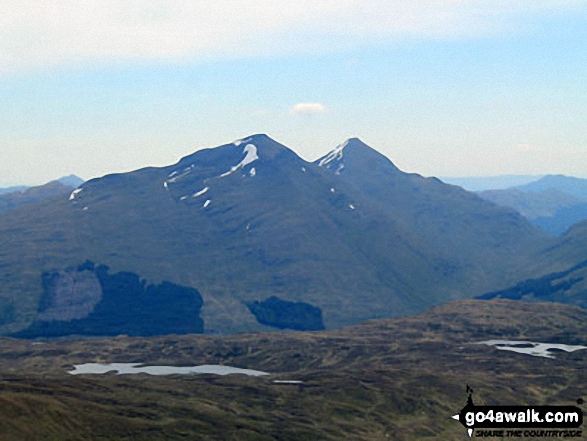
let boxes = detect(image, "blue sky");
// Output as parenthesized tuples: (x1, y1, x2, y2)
(1, 1, 586, 186)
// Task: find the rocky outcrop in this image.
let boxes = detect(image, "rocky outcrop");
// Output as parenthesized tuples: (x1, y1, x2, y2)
(37, 265, 102, 322)
(14, 261, 204, 338)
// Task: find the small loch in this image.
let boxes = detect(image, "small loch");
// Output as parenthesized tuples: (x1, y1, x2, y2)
(68, 363, 270, 376)
(477, 340, 587, 359)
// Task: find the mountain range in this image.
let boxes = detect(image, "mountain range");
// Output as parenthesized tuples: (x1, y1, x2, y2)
(0, 175, 83, 195)
(0, 135, 571, 337)
(477, 175, 587, 235)
(440, 175, 543, 191)
(0, 178, 81, 215)
(0, 185, 28, 196)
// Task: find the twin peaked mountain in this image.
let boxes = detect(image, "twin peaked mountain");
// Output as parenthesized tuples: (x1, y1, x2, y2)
(0, 135, 548, 336)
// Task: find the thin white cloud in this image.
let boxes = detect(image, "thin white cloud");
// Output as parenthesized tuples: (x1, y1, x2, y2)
(0, 1, 584, 73)
(290, 103, 327, 115)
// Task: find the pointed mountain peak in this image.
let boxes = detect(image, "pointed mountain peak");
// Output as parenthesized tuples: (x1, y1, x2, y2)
(231, 133, 293, 160)
(233, 133, 268, 146)
(176, 134, 298, 170)
(315, 138, 400, 175)
(239, 133, 270, 142)
(343, 137, 388, 154)
(163, 134, 305, 198)
(345, 137, 369, 146)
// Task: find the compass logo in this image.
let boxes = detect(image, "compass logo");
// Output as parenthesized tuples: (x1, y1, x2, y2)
(450, 386, 583, 438)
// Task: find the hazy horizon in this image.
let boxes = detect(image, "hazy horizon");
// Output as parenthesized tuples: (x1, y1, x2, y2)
(2, 136, 585, 188)
(1, 134, 584, 189)
(2, 1, 586, 186)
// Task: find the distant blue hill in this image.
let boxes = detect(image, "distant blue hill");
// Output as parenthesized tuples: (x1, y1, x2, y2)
(0, 185, 28, 195)
(440, 175, 542, 192)
(515, 175, 587, 200)
(58, 175, 84, 187)
(0, 176, 85, 215)
(477, 174, 587, 236)
(0, 175, 83, 196)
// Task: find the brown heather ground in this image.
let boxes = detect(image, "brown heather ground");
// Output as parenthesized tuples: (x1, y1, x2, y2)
(0, 300, 585, 440)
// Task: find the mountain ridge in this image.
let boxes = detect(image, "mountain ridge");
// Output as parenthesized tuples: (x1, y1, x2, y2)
(0, 179, 82, 215)
(477, 174, 587, 236)
(0, 135, 552, 336)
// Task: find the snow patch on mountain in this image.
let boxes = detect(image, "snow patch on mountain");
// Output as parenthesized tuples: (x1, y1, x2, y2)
(193, 187, 209, 198)
(69, 188, 82, 201)
(220, 144, 258, 177)
(234, 137, 252, 147)
(319, 140, 348, 167)
(167, 167, 193, 183)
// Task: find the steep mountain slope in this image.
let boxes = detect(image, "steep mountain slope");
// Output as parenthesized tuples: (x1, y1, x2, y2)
(479, 219, 587, 306)
(542, 220, 587, 268)
(479, 259, 587, 307)
(0, 135, 551, 336)
(532, 203, 587, 236)
(315, 138, 547, 289)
